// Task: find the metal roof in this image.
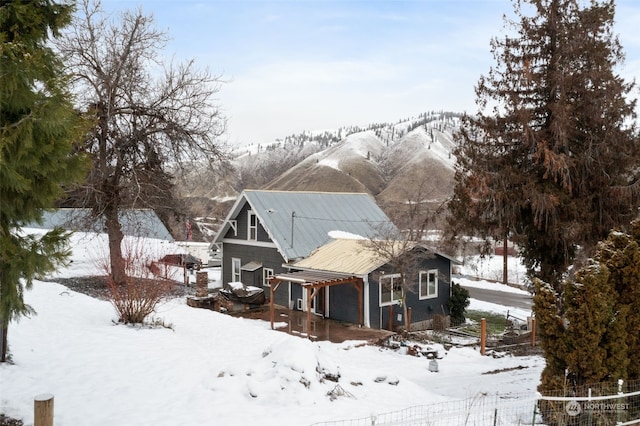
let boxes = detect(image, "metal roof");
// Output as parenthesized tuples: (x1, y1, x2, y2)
(28, 208, 174, 241)
(291, 238, 389, 275)
(292, 238, 462, 275)
(214, 190, 395, 262)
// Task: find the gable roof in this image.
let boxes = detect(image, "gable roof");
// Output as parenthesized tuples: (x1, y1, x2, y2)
(213, 190, 394, 262)
(28, 208, 173, 241)
(292, 238, 462, 276)
(291, 238, 389, 275)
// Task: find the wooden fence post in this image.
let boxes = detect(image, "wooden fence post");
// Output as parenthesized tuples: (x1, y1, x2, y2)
(480, 318, 486, 356)
(34, 393, 54, 426)
(531, 317, 536, 347)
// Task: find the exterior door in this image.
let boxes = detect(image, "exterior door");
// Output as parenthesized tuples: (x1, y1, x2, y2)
(303, 286, 326, 315)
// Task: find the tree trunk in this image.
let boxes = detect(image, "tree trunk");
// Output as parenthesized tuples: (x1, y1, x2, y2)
(503, 236, 508, 285)
(0, 322, 7, 362)
(105, 206, 126, 286)
(403, 296, 409, 331)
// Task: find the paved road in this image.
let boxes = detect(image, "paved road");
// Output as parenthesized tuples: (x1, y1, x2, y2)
(457, 279, 534, 312)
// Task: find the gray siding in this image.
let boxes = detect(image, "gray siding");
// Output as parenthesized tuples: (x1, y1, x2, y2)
(221, 243, 283, 287)
(366, 254, 452, 330)
(223, 203, 269, 242)
(328, 284, 360, 324)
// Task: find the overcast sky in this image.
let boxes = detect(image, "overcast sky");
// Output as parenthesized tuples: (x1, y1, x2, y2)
(99, 0, 640, 146)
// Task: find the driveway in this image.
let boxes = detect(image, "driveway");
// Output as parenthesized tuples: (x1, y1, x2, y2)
(457, 279, 534, 312)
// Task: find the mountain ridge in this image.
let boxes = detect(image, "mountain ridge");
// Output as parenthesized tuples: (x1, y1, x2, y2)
(179, 111, 463, 238)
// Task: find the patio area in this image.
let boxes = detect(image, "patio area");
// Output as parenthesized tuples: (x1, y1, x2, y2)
(232, 305, 395, 344)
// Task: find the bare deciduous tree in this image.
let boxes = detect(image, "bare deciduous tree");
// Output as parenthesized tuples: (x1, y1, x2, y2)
(365, 182, 441, 330)
(56, 0, 226, 285)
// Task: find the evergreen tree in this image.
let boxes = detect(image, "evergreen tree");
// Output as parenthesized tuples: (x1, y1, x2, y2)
(562, 265, 620, 385)
(448, 0, 639, 285)
(592, 222, 640, 379)
(536, 221, 640, 413)
(533, 279, 568, 393)
(0, 0, 87, 361)
(448, 281, 470, 324)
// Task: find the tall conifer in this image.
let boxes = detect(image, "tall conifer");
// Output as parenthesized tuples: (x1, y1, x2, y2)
(0, 0, 87, 361)
(448, 0, 639, 285)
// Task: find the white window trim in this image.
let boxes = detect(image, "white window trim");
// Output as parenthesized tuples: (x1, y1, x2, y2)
(379, 273, 402, 307)
(419, 270, 438, 300)
(263, 267, 274, 287)
(231, 257, 241, 283)
(248, 210, 257, 241)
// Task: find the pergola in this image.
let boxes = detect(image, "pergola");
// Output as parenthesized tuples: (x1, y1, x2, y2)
(268, 270, 364, 338)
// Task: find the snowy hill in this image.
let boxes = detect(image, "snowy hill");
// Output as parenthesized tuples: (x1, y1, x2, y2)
(179, 112, 462, 237)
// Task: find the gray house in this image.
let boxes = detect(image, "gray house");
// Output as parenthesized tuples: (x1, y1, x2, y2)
(213, 190, 455, 330)
(272, 238, 457, 331)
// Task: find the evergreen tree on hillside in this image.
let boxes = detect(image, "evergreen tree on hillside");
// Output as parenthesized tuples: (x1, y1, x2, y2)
(448, 0, 639, 285)
(0, 0, 87, 362)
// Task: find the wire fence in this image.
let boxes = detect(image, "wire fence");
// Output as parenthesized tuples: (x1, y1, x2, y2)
(310, 379, 640, 426)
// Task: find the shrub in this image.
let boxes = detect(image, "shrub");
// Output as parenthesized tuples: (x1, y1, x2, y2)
(97, 237, 176, 324)
(107, 275, 174, 324)
(448, 281, 470, 325)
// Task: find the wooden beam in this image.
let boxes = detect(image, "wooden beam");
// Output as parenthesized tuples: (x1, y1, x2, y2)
(306, 286, 312, 339)
(269, 279, 282, 330)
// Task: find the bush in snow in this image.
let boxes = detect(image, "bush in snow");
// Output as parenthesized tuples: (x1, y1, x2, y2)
(96, 238, 176, 324)
(448, 281, 470, 325)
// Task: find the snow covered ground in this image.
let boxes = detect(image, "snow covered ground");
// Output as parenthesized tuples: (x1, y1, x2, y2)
(0, 231, 543, 426)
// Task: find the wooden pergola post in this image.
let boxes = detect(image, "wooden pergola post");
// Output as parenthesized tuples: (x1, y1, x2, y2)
(268, 273, 365, 336)
(350, 280, 363, 326)
(269, 279, 282, 330)
(306, 286, 313, 338)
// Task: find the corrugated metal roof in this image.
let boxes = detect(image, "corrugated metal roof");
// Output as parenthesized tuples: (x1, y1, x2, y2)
(292, 238, 462, 275)
(291, 238, 389, 275)
(214, 190, 395, 262)
(28, 208, 174, 241)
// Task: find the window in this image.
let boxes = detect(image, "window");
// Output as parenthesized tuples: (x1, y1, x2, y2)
(379, 274, 402, 306)
(248, 210, 257, 241)
(419, 270, 438, 299)
(263, 268, 274, 287)
(231, 258, 241, 283)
